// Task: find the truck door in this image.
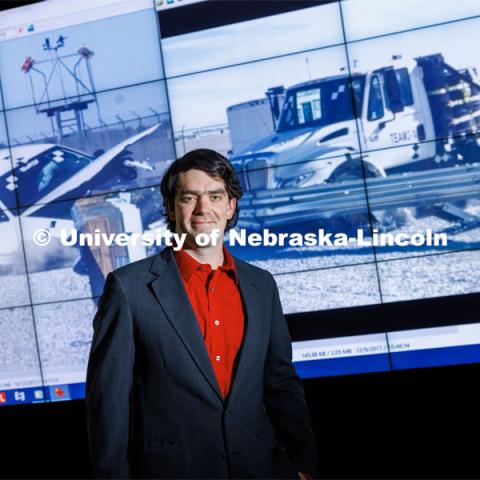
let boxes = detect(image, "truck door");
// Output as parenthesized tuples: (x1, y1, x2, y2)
(360, 68, 433, 173)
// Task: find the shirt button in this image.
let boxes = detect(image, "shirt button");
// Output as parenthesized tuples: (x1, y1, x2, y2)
(214, 320, 220, 326)
(215, 355, 221, 361)
(210, 287, 215, 292)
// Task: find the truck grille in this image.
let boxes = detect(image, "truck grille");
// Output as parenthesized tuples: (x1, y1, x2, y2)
(238, 157, 271, 191)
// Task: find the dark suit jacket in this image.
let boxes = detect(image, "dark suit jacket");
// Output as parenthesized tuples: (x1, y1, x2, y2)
(85, 246, 317, 479)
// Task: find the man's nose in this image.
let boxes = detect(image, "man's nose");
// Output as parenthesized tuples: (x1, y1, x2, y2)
(193, 195, 209, 215)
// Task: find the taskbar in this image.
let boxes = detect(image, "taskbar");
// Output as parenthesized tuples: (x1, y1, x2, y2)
(0, 382, 85, 407)
(2, 338, 480, 405)
(294, 343, 480, 378)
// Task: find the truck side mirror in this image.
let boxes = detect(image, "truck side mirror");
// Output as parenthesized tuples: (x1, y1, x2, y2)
(383, 69, 404, 114)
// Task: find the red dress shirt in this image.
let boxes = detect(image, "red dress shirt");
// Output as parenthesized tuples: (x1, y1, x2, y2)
(174, 246, 244, 398)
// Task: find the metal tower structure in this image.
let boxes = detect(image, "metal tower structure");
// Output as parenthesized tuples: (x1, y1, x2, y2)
(21, 35, 102, 142)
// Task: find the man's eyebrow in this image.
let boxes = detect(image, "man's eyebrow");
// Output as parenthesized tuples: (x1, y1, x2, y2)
(179, 189, 227, 195)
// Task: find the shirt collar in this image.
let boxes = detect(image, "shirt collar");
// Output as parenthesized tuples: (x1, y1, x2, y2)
(173, 245, 238, 285)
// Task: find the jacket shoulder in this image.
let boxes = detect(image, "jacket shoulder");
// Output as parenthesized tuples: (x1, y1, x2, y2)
(232, 255, 275, 285)
(110, 253, 158, 285)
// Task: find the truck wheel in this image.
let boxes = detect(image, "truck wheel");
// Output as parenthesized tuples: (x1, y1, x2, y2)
(325, 161, 409, 232)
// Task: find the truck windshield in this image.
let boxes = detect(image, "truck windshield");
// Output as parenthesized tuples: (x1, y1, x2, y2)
(277, 76, 365, 132)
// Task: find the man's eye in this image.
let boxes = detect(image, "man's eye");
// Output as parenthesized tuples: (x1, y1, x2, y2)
(181, 196, 193, 202)
(211, 195, 222, 201)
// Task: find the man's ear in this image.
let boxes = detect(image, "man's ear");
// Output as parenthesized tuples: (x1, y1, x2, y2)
(227, 197, 236, 220)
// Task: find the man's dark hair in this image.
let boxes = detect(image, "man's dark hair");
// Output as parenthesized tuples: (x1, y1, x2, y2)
(160, 149, 243, 232)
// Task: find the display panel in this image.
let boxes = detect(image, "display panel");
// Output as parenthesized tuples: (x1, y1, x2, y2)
(275, 263, 381, 314)
(388, 322, 480, 370)
(3, 81, 174, 208)
(0, 0, 163, 110)
(292, 333, 390, 377)
(377, 249, 480, 303)
(162, 0, 480, 382)
(20, 185, 165, 304)
(0, 306, 44, 403)
(161, 2, 343, 78)
(0, 208, 30, 308)
(146, 0, 480, 376)
(0, 113, 17, 210)
(34, 298, 97, 391)
(1, 0, 480, 406)
(0, 0, 175, 405)
(341, 0, 480, 42)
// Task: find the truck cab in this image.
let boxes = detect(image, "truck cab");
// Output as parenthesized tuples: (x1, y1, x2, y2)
(230, 59, 440, 192)
(359, 64, 436, 173)
(229, 53, 480, 229)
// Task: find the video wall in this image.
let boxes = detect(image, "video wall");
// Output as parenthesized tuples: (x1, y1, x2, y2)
(1, 0, 480, 406)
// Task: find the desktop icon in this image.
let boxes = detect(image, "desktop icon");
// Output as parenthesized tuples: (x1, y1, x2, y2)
(34, 389, 44, 400)
(14, 391, 26, 402)
(49, 385, 71, 401)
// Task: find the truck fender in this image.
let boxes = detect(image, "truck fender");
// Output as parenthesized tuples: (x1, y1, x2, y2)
(326, 156, 386, 183)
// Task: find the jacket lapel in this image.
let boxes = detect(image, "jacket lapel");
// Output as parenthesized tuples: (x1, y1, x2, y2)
(226, 258, 265, 407)
(148, 247, 266, 407)
(148, 247, 224, 403)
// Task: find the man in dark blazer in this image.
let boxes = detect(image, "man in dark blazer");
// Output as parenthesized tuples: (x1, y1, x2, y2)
(85, 149, 317, 479)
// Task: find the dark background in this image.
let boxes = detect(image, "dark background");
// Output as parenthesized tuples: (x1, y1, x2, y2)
(1, 361, 478, 479)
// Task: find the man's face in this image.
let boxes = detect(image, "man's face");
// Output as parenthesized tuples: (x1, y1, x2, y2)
(169, 168, 236, 246)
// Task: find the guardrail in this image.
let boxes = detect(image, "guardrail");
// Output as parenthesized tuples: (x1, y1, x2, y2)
(238, 163, 480, 228)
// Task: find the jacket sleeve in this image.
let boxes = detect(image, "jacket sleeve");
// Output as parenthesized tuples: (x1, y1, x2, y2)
(263, 273, 317, 477)
(85, 271, 135, 479)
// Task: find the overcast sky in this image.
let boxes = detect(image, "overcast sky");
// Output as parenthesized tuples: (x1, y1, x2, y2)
(162, 3, 342, 78)
(341, 0, 480, 41)
(166, 9, 480, 132)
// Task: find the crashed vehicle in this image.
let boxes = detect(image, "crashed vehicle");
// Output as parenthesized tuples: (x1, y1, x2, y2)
(0, 125, 158, 273)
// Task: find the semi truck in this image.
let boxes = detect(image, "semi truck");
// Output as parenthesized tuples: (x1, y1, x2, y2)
(229, 53, 480, 228)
